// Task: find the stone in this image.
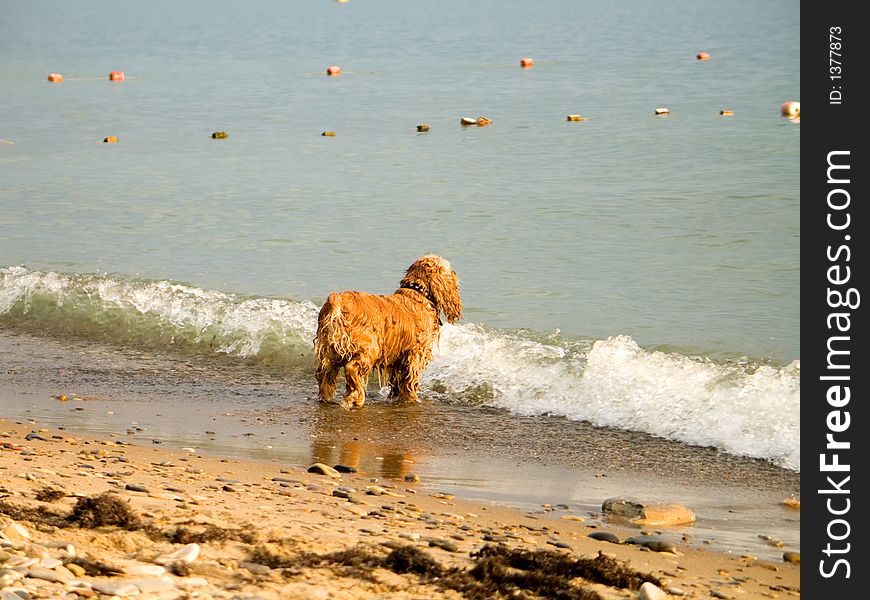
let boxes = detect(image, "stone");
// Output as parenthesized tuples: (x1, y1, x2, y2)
(333, 464, 357, 473)
(625, 536, 678, 553)
(155, 543, 200, 565)
(91, 581, 141, 596)
(26, 566, 74, 583)
(588, 531, 621, 544)
(3, 521, 29, 541)
(130, 576, 176, 593)
(125, 483, 149, 493)
(638, 582, 669, 600)
(602, 498, 695, 526)
(307, 463, 341, 478)
(782, 551, 800, 564)
(65, 563, 87, 577)
(123, 563, 166, 576)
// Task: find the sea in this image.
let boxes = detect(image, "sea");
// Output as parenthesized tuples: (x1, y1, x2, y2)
(1, 0, 799, 558)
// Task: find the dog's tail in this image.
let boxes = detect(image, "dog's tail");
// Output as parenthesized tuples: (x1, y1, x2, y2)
(314, 293, 355, 368)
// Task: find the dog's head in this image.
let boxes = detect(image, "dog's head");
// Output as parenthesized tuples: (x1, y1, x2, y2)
(400, 255, 462, 324)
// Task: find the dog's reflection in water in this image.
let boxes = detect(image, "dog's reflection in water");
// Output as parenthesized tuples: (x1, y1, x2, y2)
(309, 400, 432, 480)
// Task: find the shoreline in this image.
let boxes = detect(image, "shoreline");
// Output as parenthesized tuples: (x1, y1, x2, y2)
(1, 418, 799, 599)
(0, 328, 801, 564)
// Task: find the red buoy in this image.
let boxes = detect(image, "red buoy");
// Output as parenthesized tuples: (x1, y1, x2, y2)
(327, 65, 341, 76)
(520, 57, 534, 69)
(47, 73, 63, 82)
(696, 52, 710, 61)
(109, 71, 125, 81)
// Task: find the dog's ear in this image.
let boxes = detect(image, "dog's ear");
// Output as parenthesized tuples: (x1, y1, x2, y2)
(430, 268, 462, 324)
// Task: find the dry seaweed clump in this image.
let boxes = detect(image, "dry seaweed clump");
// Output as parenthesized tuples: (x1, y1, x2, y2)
(35, 486, 67, 502)
(0, 500, 68, 529)
(248, 543, 661, 600)
(67, 492, 142, 530)
(166, 524, 258, 545)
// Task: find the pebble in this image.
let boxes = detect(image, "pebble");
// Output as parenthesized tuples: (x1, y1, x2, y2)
(333, 464, 356, 473)
(638, 582, 669, 600)
(129, 576, 176, 593)
(332, 489, 352, 499)
(123, 563, 167, 576)
(91, 581, 141, 596)
(782, 551, 800, 564)
(588, 531, 621, 544)
(428, 538, 460, 552)
(125, 483, 149, 493)
(25, 566, 74, 583)
(3, 522, 30, 541)
(710, 591, 734, 600)
(154, 543, 200, 565)
(625, 536, 677, 553)
(307, 463, 341, 478)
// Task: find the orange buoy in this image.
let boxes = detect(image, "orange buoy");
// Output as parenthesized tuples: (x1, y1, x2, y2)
(719, 110, 734, 116)
(102, 136, 118, 144)
(322, 131, 336, 137)
(566, 115, 588, 122)
(520, 57, 534, 69)
(476, 116, 492, 126)
(109, 71, 125, 81)
(326, 65, 341, 76)
(780, 101, 800, 118)
(47, 73, 63, 82)
(696, 52, 710, 61)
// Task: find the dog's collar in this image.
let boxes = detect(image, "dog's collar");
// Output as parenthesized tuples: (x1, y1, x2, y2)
(400, 281, 436, 305)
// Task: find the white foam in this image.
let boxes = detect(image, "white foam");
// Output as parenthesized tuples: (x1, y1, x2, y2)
(428, 326, 800, 470)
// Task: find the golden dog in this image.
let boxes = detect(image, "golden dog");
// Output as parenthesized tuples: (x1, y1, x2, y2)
(314, 255, 462, 408)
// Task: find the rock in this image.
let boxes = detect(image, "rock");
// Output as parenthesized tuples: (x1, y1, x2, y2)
(155, 543, 200, 565)
(782, 551, 800, 564)
(125, 483, 150, 493)
(332, 489, 352, 499)
(124, 563, 166, 576)
(638, 582, 669, 600)
(429, 538, 460, 552)
(65, 563, 87, 577)
(240, 561, 273, 575)
(602, 498, 695, 526)
(26, 566, 74, 583)
(333, 464, 357, 473)
(588, 531, 621, 544)
(307, 463, 341, 478)
(3, 521, 29, 541)
(710, 591, 734, 600)
(91, 581, 141, 596)
(404, 473, 421, 482)
(130, 576, 176, 593)
(625, 536, 678, 553)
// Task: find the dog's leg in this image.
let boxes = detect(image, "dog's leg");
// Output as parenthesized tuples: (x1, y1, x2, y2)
(342, 358, 372, 408)
(394, 362, 423, 404)
(316, 362, 340, 403)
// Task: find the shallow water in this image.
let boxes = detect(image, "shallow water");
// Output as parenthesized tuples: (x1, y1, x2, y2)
(1, 330, 799, 560)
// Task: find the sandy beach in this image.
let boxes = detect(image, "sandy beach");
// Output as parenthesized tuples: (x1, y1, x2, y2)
(1, 414, 800, 599)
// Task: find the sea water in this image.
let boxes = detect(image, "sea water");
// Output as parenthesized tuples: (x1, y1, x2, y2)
(1, 0, 800, 470)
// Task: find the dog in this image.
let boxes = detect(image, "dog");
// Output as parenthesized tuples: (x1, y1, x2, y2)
(314, 255, 462, 408)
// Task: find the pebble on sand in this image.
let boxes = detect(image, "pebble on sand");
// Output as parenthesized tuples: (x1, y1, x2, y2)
(782, 551, 800, 564)
(307, 463, 341, 478)
(602, 498, 695, 526)
(638, 581, 669, 600)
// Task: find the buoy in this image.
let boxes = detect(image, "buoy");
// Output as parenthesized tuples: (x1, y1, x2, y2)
(719, 110, 734, 116)
(654, 107, 670, 115)
(109, 71, 125, 81)
(102, 136, 118, 143)
(780, 101, 800, 117)
(47, 73, 63, 82)
(326, 65, 341, 76)
(520, 57, 534, 69)
(476, 116, 492, 126)
(211, 131, 228, 139)
(566, 115, 587, 122)
(417, 124, 430, 132)
(696, 52, 710, 61)
(322, 131, 336, 136)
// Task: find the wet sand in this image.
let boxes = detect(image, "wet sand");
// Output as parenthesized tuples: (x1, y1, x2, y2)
(1, 417, 800, 599)
(1, 329, 800, 588)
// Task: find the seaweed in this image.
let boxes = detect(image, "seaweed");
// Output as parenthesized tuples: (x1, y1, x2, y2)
(67, 492, 142, 530)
